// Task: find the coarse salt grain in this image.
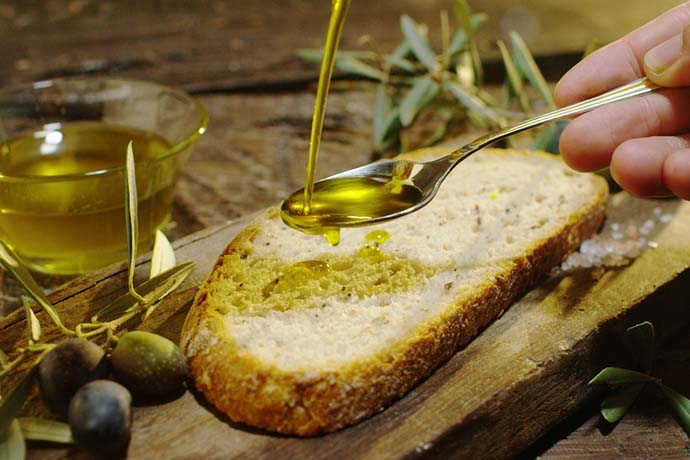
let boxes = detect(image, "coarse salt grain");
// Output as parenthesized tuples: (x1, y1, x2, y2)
(558, 223, 651, 273)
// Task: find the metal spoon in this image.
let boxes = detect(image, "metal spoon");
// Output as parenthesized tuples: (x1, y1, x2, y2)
(282, 77, 659, 230)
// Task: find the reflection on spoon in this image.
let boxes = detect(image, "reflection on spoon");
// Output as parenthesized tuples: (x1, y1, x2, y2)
(280, 176, 423, 246)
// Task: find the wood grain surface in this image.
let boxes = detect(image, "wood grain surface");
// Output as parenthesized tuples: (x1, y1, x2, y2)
(2, 1, 690, 458)
(1, 196, 689, 460)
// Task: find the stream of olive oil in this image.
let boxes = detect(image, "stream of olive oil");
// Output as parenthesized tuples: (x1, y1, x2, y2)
(282, 0, 424, 244)
(301, 0, 351, 216)
(0, 122, 173, 274)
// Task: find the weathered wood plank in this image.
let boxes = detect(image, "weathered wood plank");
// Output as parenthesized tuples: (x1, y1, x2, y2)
(0, 0, 679, 89)
(2, 195, 689, 460)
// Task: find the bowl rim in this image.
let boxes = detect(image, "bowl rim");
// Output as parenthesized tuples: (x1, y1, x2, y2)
(0, 77, 209, 183)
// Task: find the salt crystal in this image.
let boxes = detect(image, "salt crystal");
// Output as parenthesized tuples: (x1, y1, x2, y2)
(610, 223, 621, 232)
(653, 207, 663, 217)
(660, 214, 673, 223)
(612, 232, 623, 240)
(648, 241, 658, 248)
(415, 442, 433, 453)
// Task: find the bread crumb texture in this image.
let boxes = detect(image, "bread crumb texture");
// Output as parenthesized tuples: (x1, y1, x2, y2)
(181, 148, 608, 435)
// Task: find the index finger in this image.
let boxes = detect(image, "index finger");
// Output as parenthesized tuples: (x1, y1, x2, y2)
(554, 2, 690, 107)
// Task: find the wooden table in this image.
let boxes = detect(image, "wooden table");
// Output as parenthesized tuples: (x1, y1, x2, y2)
(1, 1, 689, 459)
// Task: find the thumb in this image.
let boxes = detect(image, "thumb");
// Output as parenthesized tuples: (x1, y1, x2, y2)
(644, 23, 690, 86)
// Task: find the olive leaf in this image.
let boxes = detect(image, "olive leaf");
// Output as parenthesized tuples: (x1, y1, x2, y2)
(0, 366, 37, 437)
(373, 84, 393, 148)
(0, 349, 8, 369)
(150, 230, 176, 279)
(588, 367, 656, 387)
(444, 80, 503, 127)
(422, 108, 454, 147)
(0, 241, 71, 335)
(439, 9, 451, 70)
(387, 56, 417, 74)
(335, 56, 388, 81)
(17, 418, 73, 444)
(496, 39, 529, 113)
(296, 50, 387, 81)
(453, 0, 482, 84)
(600, 383, 645, 424)
(448, 13, 488, 56)
(93, 261, 195, 322)
(124, 141, 145, 304)
(386, 41, 417, 73)
(400, 15, 437, 72)
(20, 298, 40, 345)
(376, 109, 402, 152)
(532, 121, 567, 154)
(0, 419, 25, 460)
(508, 31, 555, 109)
(296, 49, 376, 62)
(399, 76, 440, 127)
(625, 321, 655, 374)
(660, 384, 690, 436)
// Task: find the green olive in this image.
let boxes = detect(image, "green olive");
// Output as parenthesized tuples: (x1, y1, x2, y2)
(110, 331, 189, 402)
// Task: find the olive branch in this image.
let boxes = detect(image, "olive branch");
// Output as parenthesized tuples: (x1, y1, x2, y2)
(590, 321, 690, 434)
(0, 142, 195, 459)
(298, 0, 565, 155)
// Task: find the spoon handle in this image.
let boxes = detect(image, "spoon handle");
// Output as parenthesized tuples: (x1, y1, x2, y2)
(449, 77, 660, 161)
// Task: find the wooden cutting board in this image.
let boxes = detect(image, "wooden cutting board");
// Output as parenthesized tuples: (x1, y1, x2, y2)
(2, 194, 690, 460)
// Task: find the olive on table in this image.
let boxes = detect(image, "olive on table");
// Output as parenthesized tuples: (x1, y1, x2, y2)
(110, 331, 190, 402)
(68, 380, 132, 457)
(38, 338, 109, 416)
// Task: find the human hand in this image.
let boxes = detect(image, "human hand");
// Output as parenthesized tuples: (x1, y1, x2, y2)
(554, 2, 690, 200)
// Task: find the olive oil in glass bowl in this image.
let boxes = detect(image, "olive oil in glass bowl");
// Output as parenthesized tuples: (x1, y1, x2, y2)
(0, 78, 207, 275)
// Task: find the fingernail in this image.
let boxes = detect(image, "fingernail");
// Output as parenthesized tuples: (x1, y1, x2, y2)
(644, 36, 682, 74)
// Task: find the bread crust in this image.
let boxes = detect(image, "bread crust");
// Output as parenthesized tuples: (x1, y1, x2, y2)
(181, 148, 608, 436)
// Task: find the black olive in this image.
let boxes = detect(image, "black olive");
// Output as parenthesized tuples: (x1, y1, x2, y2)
(38, 338, 109, 416)
(68, 380, 132, 457)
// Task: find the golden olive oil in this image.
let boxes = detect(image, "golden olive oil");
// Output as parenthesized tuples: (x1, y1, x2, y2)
(0, 122, 174, 274)
(358, 229, 391, 257)
(302, 0, 351, 214)
(281, 176, 422, 242)
(281, 0, 425, 245)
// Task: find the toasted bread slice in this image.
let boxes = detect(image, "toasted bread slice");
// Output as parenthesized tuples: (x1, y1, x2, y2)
(181, 148, 608, 436)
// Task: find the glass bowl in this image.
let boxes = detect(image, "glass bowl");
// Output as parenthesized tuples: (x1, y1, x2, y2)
(0, 78, 208, 275)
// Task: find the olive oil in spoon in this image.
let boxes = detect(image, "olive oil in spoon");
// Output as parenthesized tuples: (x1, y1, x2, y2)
(281, 0, 427, 245)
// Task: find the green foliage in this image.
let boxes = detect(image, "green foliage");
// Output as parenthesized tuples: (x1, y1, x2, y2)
(590, 321, 690, 437)
(297, 2, 562, 153)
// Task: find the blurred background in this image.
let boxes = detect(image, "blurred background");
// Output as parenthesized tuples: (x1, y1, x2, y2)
(0, 0, 681, 88)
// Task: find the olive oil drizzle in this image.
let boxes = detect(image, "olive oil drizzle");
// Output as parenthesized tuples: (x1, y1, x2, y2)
(302, 0, 352, 215)
(281, 0, 424, 246)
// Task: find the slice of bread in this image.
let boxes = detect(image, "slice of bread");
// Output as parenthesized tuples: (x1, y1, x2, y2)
(181, 147, 608, 436)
